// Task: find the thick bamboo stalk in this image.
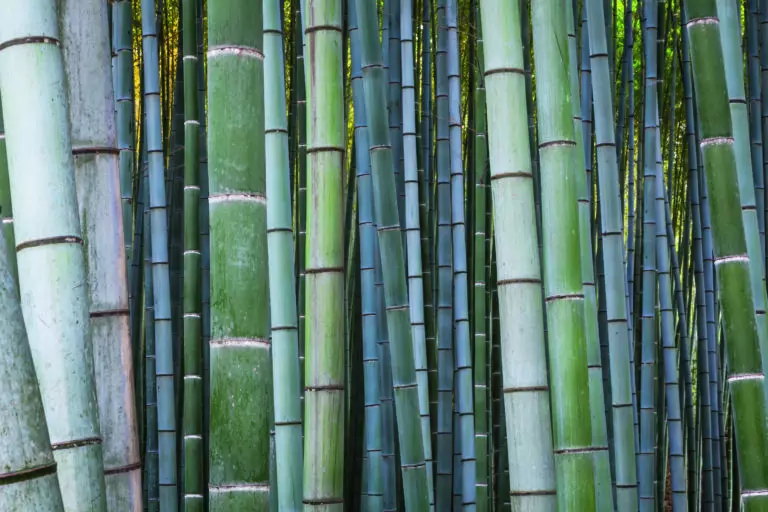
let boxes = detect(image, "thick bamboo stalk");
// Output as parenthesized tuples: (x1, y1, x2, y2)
(0, 98, 14, 286)
(0, 2, 108, 508)
(207, 1, 272, 508)
(0, 234, 64, 511)
(59, 0, 142, 507)
(354, 0, 431, 508)
(478, 0, 557, 507)
(264, 1, 303, 509)
(683, 2, 768, 507)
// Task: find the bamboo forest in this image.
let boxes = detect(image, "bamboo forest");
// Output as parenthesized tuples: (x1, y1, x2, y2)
(5, 0, 768, 510)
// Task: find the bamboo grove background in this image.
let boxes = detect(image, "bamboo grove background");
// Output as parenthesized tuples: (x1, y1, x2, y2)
(2, 0, 768, 510)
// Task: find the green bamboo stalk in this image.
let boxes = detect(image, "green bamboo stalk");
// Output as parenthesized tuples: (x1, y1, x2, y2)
(180, 0, 203, 507)
(0, 97, 15, 287)
(354, 0, 431, 508)
(207, 0, 272, 508)
(141, 0, 179, 507)
(531, 0, 596, 507)
(583, 0, 640, 503)
(0, 234, 64, 511)
(59, 0, 142, 507)
(0, 2, 108, 509)
(717, 0, 768, 391)
(471, 8, 490, 510)
(264, 1, 303, 509)
(400, 0, 435, 507)
(300, 1, 345, 510)
(478, 0, 557, 507)
(747, 0, 765, 263)
(683, 2, 768, 508)
(565, 0, 613, 507)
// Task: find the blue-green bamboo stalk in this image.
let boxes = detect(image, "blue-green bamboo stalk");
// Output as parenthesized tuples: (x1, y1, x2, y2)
(354, 0, 431, 507)
(446, 1, 476, 508)
(655, 153, 687, 511)
(140, 0, 178, 506)
(388, 0, 405, 231)
(639, 1, 660, 507)
(350, 3, 383, 508)
(434, 1, 454, 507)
(143, 165, 159, 512)
(747, 0, 765, 262)
(760, 0, 768, 285)
(401, 0, 435, 507)
(582, 0, 639, 505)
(264, 2, 303, 508)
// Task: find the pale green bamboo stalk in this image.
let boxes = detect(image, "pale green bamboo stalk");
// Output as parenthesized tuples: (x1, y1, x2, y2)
(207, 0, 272, 508)
(180, 0, 203, 508)
(531, 0, 596, 507)
(478, 0, 557, 507)
(0, 97, 15, 286)
(59, 0, 141, 508)
(565, 0, 613, 507)
(0, 2, 108, 509)
(400, 0, 435, 507)
(301, 1, 345, 510)
(0, 235, 64, 511)
(683, 2, 768, 508)
(264, 1, 303, 509)
(354, 0, 430, 508)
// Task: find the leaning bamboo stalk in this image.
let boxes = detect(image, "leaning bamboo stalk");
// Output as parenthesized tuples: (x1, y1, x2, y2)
(264, 0, 303, 508)
(354, 0, 431, 508)
(0, 1, 108, 508)
(478, 0, 557, 507)
(60, 0, 142, 507)
(683, 1, 768, 507)
(0, 235, 65, 511)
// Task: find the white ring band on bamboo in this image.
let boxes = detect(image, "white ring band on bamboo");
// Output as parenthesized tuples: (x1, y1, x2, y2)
(209, 483, 270, 492)
(727, 373, 764, 382)
(184, 119, 200, 126)
(183, 250, 201, 256)
(714, 254, 750, 265)
(207, 45, 265, 61)
(699, 136, 734, 147)
(208, 193, 266, 204)
(210, 337, 270, 348)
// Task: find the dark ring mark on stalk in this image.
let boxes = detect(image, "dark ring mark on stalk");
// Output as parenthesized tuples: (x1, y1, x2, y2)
(265, 128, 288, 134)
(266, 227, 293, 234)
(274, 420, 302, 426)
(304, 266, 344, 274)
(509, 490, 557, 496)
(496, 277, 542, 285)
(483, 67, 525, 77)
(72, 146, 120, 156)
(90, 308, 130, 318)
(304, 24, 343, 34)
(104, 461, 142, 476)
(51, 436, 103, 450)
(303, 498, 345, 505)
(554, 446, 609, 455)
(0, 36, 60, 53)
(17, 235, 83, 252)
(502, 385, 549, 393)
(305, 145, 345, 154)
(304, 384, 345, 391)
(0, 461, 57, 485)
(538, 139, 577, 149)
(489, 171, 533, 181)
